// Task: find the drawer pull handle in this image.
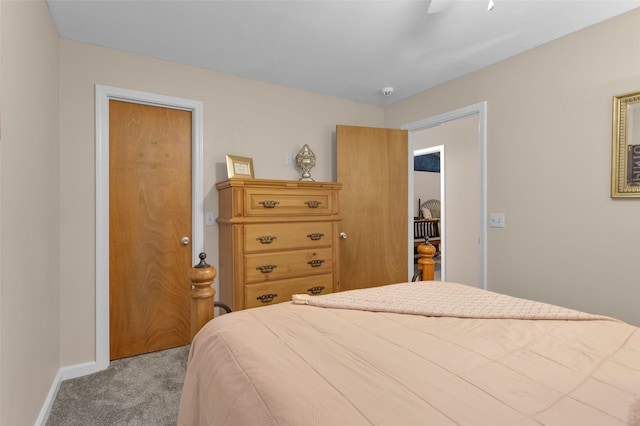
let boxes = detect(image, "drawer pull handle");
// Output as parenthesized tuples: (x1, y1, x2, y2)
(256, 236, 277, 244)
(305, 200, 322, 208)
(256, 293, 278, 303)
(307, 259, 325, 268)
(306, 233, 324, 241)
(259, 200, 280, 208)
(256, 264, 277, 273)
(307, 286, 325, 295)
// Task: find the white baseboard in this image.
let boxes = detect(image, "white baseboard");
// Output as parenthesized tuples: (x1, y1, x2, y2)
(35, 361, 106, 426)
(35, 369, 63, 426)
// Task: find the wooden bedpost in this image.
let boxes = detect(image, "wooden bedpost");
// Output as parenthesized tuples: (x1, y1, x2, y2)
(189, 252, 217, 340)
(416, 241, 436, 281)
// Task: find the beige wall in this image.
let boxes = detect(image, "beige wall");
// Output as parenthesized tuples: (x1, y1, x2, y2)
(0, 1, 60, 424)
(1, 2, 3, 420)
(1, 1, 3, 419)
(386, 8, 640, 325)
(58, 39, 384, 365)
(414, 171, 440, 214)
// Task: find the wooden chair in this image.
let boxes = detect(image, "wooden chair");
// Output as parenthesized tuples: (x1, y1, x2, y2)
(421, 199, 441, 218)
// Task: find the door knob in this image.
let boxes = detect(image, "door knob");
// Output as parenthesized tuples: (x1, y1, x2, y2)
(339, 232, 347, 240)
(181, 237, 190, 245)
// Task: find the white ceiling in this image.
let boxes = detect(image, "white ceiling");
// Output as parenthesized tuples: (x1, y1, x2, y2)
(47, 0, 640, 106)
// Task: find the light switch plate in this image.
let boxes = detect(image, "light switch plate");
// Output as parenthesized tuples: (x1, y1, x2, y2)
(205, 212, 215, 226)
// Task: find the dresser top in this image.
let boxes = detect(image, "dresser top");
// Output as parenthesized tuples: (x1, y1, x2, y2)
(216, 178, 342, 191)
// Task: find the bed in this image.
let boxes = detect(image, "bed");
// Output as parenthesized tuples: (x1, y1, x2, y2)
(179, 275, 640, 425)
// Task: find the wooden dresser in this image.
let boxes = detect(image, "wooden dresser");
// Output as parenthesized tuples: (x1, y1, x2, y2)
(216, 178, 342, 311)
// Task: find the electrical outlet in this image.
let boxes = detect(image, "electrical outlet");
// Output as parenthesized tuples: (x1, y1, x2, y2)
(489, 213, 505, 228)
(285, 152, 293, 166)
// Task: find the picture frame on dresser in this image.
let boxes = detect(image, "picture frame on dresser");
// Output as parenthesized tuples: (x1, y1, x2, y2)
(226, 154, 255, 178)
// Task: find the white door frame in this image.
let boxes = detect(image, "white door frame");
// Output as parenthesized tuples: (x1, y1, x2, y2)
(403, 101, 487, 289)
(94, 85, 204, 371)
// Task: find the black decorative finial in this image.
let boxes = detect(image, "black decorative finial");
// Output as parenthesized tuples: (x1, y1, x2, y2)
(195, 252, 210, 268)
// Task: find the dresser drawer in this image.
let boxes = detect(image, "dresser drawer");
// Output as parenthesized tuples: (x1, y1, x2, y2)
(245, 247, 333, 283)
(244, 274, 333, 308)
(244, 187, 333, 216)
(244, 222, 332, 253)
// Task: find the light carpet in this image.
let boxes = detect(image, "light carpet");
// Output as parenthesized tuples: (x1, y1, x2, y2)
(46, 345, 189, 426)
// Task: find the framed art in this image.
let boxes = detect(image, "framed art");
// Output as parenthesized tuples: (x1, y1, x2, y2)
(612, 91, 640, 197)
(226, 154, 255, 178)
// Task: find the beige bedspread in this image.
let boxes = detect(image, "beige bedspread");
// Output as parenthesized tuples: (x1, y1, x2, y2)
(178, 282, 640, 425)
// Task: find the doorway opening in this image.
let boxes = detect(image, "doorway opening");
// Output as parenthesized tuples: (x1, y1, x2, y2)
(403, 101, 487, 289)
(413, 145, 444, 280)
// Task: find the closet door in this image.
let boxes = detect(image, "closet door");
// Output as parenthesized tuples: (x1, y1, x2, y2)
(336, 125, 408, 291)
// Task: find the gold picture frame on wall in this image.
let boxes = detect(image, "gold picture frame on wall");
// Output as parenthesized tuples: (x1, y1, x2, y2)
(612, 91, 640, 197)
(226, 154, 255, 178)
